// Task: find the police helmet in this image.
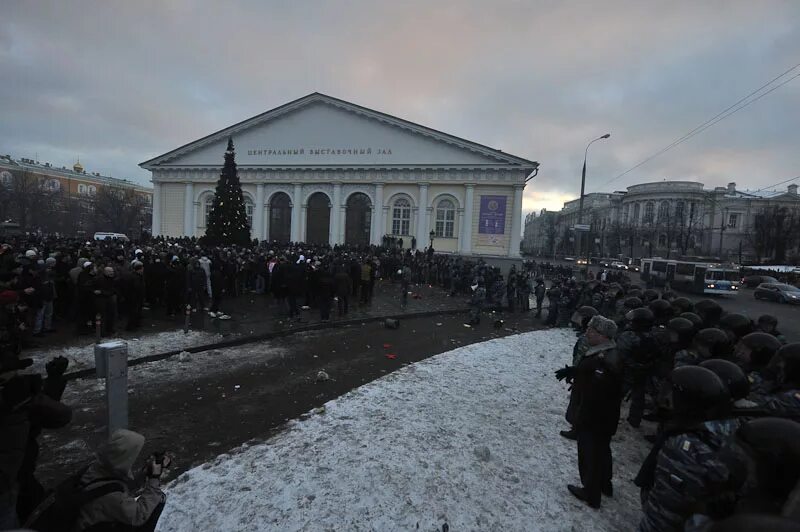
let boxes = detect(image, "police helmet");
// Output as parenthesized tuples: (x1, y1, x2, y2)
(680, 311, 703, 330)
(737, 417, 800, 500)
(694, 328, 733, 358)
(667, 317, 696, 346)
(739, 332, 782, 367)
(699, 358, 749, 400)
(548, 287, 561, 298)
(774, 343, 800, 384)
(671, 297, 693, 314)
(670, 365, 729, 417)
(642, 289, 659, 302)
(627, 288, 643, 299)
(648, 298, 673, 319)
(576, 306, 599, 319)
(623, 296, 643, 310)
(694, 299, 723, 326)
(757, 314, 778, 326)
(625, 307, 655, 330)
(719, 313, 754, 340)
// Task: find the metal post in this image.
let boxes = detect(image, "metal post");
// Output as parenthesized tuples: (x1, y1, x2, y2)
(95, 341, 129, 436)
(184, 304, 191, 334)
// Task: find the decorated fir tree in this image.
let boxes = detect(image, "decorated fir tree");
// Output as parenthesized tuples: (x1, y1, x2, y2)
(205, 137, 250, 245)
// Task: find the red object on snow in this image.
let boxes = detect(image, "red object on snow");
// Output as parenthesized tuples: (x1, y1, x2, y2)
(385, 354, 397, 360)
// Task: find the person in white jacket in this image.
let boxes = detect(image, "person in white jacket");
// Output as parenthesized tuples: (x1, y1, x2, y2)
(198, 256, 212, 303)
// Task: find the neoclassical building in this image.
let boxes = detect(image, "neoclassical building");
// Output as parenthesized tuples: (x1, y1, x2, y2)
(141, 93, 538, 257)
(524, 180, 800, 262)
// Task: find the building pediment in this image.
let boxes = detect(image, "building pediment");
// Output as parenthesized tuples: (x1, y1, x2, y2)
(140, 93, 537, 171)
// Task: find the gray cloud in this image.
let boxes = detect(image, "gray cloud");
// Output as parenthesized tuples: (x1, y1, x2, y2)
(1, 0, 798, 214)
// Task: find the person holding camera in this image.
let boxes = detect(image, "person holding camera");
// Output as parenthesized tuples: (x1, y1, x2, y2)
(72, 429, 168, 532)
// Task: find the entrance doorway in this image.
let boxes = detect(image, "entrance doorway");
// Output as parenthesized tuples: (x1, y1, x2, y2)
(269, 192, 291, 242)
(306, 192, 331, 245)
(345, 193, 372, 246)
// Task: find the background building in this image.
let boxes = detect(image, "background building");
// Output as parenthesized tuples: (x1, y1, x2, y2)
(0, 155, 153, 237)
(523, 180, 800, 263)
(141, 93, 539, 257)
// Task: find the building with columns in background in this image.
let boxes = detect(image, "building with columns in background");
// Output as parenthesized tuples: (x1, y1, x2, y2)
(140, 93, 538, 257)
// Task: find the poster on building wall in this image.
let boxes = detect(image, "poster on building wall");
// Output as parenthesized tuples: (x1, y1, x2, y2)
(478, 195, 507, 234)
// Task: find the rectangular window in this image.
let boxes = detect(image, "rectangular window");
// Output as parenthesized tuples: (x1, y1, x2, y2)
(246, 203, 254, 229)
(435, 208, 455, 237)
(728, 213, 738, 228)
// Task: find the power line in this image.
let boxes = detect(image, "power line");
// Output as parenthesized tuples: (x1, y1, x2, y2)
(600, 63, 800, 188)
(752, 175, 800, 193)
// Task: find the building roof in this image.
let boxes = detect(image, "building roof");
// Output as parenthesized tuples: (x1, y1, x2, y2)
(0, 155, 152, 193)
(140, 92, 539, 170)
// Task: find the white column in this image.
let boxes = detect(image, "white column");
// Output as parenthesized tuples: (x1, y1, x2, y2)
(151, 182, 162, 236)
(264, 205, 271, 242)
(331, 182, 342, 245)
(300, 203, 308, 243)
(254, 183, 265, 241)
(193, 201, 200, 234)
(416, 182, 429, 247)
(371, 183, 384, 246)
(183, 182, 194, 236)
(509, 184, 524, 257)
(457, 208, 465, 250)
(290, 183, 302, 242)
(460, 184, 474, 254)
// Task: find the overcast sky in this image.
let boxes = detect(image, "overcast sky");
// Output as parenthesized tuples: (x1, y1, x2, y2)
(2, 1, 798, 216)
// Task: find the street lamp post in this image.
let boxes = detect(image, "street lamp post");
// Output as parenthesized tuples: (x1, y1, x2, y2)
(429, 230, 435, 250)
(577, 133, 611, 268)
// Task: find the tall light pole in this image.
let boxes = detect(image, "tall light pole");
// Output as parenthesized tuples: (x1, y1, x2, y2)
(577, 133, 611, 264)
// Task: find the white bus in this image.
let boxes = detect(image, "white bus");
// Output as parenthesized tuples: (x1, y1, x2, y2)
(641, 258, 740, 295)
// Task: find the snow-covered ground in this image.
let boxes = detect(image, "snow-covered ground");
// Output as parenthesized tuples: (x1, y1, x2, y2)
(27, 330, 226, 375)
(156, 329, 650, 532)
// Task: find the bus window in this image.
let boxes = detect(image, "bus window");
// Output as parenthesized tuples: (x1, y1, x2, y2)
(652, 261, 667, 273)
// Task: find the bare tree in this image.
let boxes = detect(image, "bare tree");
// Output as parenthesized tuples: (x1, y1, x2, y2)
(746, 205, 800, 263)
(7, 170, 57, 230)
(93, 186, 150, 235)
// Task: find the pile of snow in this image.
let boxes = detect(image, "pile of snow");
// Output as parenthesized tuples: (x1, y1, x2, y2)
(27, 330, 225, 374)
(156, 329, 649, 532)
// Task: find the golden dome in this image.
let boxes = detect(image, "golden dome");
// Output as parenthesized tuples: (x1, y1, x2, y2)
(73, 159, 83, 173)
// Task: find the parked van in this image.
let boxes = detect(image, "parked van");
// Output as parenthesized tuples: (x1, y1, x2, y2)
(94, 232, 129, 242)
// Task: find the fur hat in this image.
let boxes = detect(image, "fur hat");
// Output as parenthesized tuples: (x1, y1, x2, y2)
(587, 315, 618, 339)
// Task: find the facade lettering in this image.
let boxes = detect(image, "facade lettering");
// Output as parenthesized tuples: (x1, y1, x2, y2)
(246, 147, 392, 157)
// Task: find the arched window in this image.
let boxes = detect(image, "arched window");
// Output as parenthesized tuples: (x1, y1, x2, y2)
(435, 199, 455, 238)
(78, 184, 88, 195)
(675, 201, 685, 221)
(244, 198, 254, 229)
(644, 202, 654, 224)
(658, 234, 667, 247)
(204, 196, 214, 227)
(632, 203, 640, 223)
(87, 185, 97, 196)
(658, 201, 670, 223)
(391, 198, 411, 235)
(44, 179, 61, 192)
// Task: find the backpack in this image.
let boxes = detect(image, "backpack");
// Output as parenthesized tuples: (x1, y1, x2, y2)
(24, 465, 126, 532)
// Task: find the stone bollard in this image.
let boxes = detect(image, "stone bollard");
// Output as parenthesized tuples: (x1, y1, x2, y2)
(94, 341, 129, 436)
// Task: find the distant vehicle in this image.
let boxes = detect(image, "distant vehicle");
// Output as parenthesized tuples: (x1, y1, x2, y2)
(742, 275, 779, 288)
(94, 232, 129, 242)
(754, 283, 800, 304)
(610, 261, 627, 270)
(640, 258, 740, 295)
(576, 258, 588, 265)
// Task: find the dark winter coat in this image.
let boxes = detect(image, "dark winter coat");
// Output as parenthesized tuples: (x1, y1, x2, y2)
(571, 341, 623, 436)
(333, 271, 351, 297)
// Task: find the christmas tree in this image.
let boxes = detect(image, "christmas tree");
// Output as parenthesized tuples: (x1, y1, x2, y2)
(205, 137, 250, 245)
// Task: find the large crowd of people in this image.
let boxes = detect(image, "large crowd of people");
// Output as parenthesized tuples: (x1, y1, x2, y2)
(1, 233, 799, 530)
